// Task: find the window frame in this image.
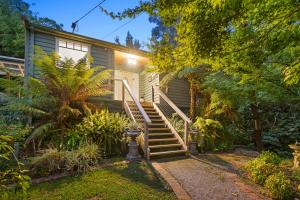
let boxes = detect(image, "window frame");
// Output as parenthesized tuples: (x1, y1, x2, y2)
(55, 37, 91, 67)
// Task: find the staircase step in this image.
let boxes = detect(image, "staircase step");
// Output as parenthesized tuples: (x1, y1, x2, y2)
(149, 144, 182, 149)
(150, 150, 186, 156)
(149, 138, 177, 142)
(132, 111, 157, 114)
(148, 128, 170, 131)
(149, 115, 162, 118)
(149, 133, 173, 137)
(149, 123, 166, 127)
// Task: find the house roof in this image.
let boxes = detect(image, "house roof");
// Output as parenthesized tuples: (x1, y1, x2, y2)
(23, 19, 149, 57)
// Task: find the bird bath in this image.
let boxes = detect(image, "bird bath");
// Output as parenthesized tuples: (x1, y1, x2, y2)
(125, 129, 141, 161)
(289, 142, 300, 169)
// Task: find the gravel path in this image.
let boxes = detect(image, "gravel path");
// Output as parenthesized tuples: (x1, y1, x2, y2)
(157, 158, 268, 200)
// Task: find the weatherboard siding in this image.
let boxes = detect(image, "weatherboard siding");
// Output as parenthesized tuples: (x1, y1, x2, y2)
(143, 72, 160, 103)
(91, 45, 114, 68)
(164, 78, 190, 108)
(34, 32, 56, 54)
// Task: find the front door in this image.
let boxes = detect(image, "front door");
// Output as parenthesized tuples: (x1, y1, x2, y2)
(114, 70, 139, 101)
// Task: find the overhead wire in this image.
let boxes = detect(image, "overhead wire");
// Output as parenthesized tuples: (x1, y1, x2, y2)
(71, 0, 107, 32)
(101, 14, 141, 39)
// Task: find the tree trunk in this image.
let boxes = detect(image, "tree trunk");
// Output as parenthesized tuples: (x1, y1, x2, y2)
(189, 80, 197, 121)
(250, 103, 264, 151)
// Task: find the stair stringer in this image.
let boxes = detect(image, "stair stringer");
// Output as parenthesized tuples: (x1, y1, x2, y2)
(152, 103, 188, 152)
(124, 101, 147, 156)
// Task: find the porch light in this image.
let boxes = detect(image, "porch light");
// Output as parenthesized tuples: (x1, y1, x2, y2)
(127, 54, 138, 65)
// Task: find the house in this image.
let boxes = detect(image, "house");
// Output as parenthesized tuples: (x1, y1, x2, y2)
(23, 20, 192, 160)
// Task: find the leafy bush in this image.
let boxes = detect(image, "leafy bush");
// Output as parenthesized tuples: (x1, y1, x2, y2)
(0, 135, 30, 199)
(244, 151, 281, 184)
(192, 117, 223, 151)
(29, 143, 98, 177)
(168, 113, 184, 135)
(0, 48, 112, 152)
(69, 110, 129, 157)
(264, 172, 292, 200)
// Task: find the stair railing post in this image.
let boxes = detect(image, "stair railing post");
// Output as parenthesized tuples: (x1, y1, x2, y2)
(144, 121, 149, 160)
(122, 81, 125, 110)
(184, 120, 189, 146)
(151, 85, 154, 102)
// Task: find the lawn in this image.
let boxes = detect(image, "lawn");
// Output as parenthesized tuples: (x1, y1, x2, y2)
(18, 161, 176, 200)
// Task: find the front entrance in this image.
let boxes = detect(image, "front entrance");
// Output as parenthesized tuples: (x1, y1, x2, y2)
(114, 69, 139, 101)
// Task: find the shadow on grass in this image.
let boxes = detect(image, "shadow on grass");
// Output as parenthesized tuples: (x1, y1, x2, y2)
(21, 159, 175, 200)
(194, 154, 238, 173)
(104, 160, 167, 191)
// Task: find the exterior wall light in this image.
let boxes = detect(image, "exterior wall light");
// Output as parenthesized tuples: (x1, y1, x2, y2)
(127, 54, 138, 65)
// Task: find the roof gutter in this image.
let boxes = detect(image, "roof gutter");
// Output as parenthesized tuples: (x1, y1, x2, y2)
(23, 18, 149, 57)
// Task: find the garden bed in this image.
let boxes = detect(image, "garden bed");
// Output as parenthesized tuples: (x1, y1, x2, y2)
(12, 160, 176, 200)
(196, 151, 300, 199)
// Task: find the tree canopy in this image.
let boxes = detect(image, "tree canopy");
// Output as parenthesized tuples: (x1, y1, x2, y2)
(101, 0, 300, 151)
(0, 0, 63, 58)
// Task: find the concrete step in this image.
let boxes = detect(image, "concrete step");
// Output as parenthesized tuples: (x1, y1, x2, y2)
(150, 150, 186, 156)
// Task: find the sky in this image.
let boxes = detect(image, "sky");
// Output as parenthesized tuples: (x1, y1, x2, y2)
(24, 0, 156, 49)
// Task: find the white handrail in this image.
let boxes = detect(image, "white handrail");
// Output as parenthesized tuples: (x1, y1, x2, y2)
(122, 80, 151, 124)
(153, 85, 192, 124)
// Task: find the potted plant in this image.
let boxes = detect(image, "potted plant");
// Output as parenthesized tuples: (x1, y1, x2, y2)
(125, 121, 142, 161)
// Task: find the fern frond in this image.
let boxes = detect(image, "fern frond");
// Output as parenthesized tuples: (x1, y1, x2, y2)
(26, 122, 55, 144)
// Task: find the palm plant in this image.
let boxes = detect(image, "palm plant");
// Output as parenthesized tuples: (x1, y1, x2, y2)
(1, 49, 112, 150)
(25, 48, 112, 147)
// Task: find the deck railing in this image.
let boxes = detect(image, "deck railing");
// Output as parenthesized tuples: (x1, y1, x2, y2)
(152, 85, 192, 146)
(119, 79, 152, 160)
(0, 55, 24, 77)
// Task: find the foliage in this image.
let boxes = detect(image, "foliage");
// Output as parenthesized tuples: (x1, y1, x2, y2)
(244, 151, 281, 185)
(103, 0, 300, 152)
(0, 118, 30, 143)
(126, 121, 141, 131)
(264, 172, 292, 200)
(168, 113, 184, 135)
(67, 110, 129, 157)
(0, 135, 30, 199)
(29, 143, 98, 177)
(24, 48, 112, 149)
(192, 116, 224, 151)
(0, 0, 63, 58)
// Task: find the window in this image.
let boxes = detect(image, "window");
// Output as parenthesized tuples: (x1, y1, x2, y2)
(57, 39, 89, 63)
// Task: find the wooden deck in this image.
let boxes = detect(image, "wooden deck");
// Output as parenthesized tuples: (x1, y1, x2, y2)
(0, 55, 24, 77)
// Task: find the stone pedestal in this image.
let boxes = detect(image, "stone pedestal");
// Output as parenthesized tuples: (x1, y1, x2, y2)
(289, 144, 300, 169)
(189, 128, 199, 155)
(126, 130, 141, 161)
(189, 141, 198, 155)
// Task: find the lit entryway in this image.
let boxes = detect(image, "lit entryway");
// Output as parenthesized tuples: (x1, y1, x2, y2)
(114, 69, 139, 101)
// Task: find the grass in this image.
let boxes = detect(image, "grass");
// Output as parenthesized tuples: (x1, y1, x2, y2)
(13, 161, 176, 200)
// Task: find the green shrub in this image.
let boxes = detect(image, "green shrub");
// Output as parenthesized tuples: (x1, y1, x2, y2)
(29, 144, 98, 177)
(245, 151, 281, 184)
(192, 117, 223, 151)
(265, 172, 292, 200)
(70, 110, 129, 157)
(0, 135, 30, 199)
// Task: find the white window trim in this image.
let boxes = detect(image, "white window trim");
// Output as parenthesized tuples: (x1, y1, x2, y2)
(55, 37, 91, 68)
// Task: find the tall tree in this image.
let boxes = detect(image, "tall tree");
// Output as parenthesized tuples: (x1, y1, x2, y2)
(0, 0, 63, 58)
(101, 0, 300, 151)
(125, 31, 133, 48)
